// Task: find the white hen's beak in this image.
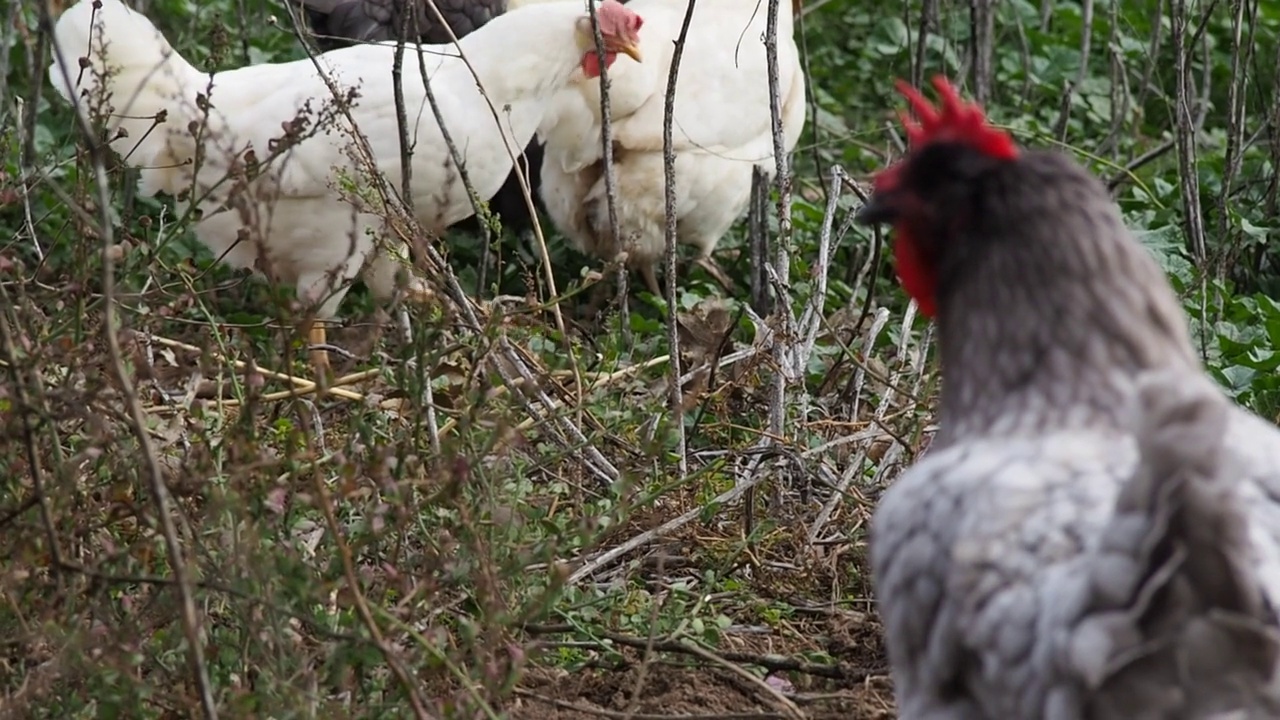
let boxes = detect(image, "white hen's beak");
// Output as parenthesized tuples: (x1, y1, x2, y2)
(574, 17, 643, 63)
(611, 37, 642, 63)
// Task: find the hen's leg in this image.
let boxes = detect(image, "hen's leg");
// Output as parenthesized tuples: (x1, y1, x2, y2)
(298, 270, 354, 379)
(364, 244, 435, 306)
(307, 321, 331, 376)
(694, 256, 735, 293)
(641, 263, 663, 298)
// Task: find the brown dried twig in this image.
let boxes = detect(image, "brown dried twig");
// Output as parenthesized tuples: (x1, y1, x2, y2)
(661, 0, 698, 476)
(45, 7, 219, 717)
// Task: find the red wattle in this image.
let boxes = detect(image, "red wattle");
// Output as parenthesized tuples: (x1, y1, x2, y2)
(581, 51, 619, 78)
(893, 232, 937, 318)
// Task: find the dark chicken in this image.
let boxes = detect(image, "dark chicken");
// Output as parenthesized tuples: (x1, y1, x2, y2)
(859, 77, 1280, 718)
(291, 0, 545, 239)
(296, 0, 503, 49)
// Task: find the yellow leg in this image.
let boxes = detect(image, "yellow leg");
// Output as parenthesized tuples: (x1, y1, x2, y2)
(403, 278, 436, 306)
(307, 321, 331, 377)
(694, 256, 735, 293)
(641, 264, 663, 298)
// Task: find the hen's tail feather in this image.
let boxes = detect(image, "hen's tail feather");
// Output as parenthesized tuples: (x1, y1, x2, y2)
(1066, 371, 1280, 718)
(49, 0, 202, 194)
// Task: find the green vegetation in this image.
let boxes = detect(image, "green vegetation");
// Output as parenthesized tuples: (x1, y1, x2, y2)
(2, 0, 1277, 716)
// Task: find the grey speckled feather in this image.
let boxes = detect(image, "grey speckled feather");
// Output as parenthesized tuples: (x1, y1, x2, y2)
(864, 148, 1280, 719)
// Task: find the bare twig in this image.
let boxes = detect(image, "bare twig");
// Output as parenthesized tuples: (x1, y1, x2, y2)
(1169, 0, 1208, 360)
(585, 0, 629, 324)
(764, 0, 795, 462)
(677, 640, 804, 720)
(514, 689, 786, 720)
(968, 0, 995, 106)
(662, 0, 698, 476)
(312, 469, 434, 719)
(912, 0, 937, 88)
(1052, 0, 1093, 141)
(47, 10, 219, 716)
(567, 439, 774, 583)
(1213, 0, 1257, 280)
(747, 168, 772, 315)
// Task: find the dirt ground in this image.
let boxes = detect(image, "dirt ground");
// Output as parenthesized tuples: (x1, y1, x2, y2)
(514, 664, 895, 719)
(510, 607, 895, 719)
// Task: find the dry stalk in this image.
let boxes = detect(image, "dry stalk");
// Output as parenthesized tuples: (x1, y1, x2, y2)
(143, 334, 368, 403)
(46, 11, 219, 716)
(764, 0, 795, 448)
(1051, 0, 1092, 141)
(584, 0, 630, 326)
(567, 434, 779, 583)
(1169, 0, 1209, 360)
(661, 0, 698, 477)
(677, 640, 805, 720)
(275, 4, 614, 479)
(311, 468, 434, 719)
(1213, 0, 1256, 279)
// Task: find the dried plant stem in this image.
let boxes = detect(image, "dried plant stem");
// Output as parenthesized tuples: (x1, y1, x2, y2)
(1213, 0, 1256, 278)
(312, 471, 433, 719)
(145, 334, 368, 402)
(677, 640, 805, 720)
(1170, 0, 1209, 362)
(411, 2, 587, 420)
(585, 0, 629, 326)
(46, 13, 219, 717)
(661, 0, 698, 476)
(276, 6, 610, 475)
(764, 0, 794, 442)
(912, 0, 937, 87)
(968, 0, 995, 106)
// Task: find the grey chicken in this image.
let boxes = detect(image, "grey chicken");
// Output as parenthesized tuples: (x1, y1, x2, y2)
(857, 76, 1280, 719)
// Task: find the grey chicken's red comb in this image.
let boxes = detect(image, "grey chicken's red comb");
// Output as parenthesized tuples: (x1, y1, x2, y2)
(894, 76, 1018, 160)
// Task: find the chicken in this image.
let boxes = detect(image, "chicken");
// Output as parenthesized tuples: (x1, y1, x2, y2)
(294, 0, 505, 50)
(855, 76, 1280, 719)
(536, 0, 806, 297)
(290, 0, 547, 241)
(48, 0, 642, 373)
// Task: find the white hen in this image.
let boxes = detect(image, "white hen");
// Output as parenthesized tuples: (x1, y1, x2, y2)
(48, 0, 642, 372)
(536, 0, 806, 296)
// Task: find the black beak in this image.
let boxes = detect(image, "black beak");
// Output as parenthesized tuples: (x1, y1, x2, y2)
(855, 192, 898, 226)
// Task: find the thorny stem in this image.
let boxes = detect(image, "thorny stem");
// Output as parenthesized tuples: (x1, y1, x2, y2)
(584, 1, 631, 332)
(392, 2, 415, 212)
(1214, 0, 1256, 279)
(415, 0, 587, 417)
(764, 0, 793, 442)
(1052, 0, 1092, 141)
(46, 8, 219, 717)
(968, 0, 994, 106)
(662, 0, 697, 475)
(312, 470, 434, 719)
(1169, 0, 1208, 357)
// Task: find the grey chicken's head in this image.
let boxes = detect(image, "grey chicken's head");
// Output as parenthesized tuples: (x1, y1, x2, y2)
(853, 76, 1021, 319)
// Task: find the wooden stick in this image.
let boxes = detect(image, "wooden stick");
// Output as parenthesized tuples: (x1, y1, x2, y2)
(146, 333, 367, 402)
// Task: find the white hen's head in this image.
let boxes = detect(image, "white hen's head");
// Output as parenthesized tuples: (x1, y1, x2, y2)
(573, 0, 643, 78)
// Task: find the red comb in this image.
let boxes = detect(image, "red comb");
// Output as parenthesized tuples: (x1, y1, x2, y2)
(893, 75, 1018, 160)
(598, 0, 643, 32)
